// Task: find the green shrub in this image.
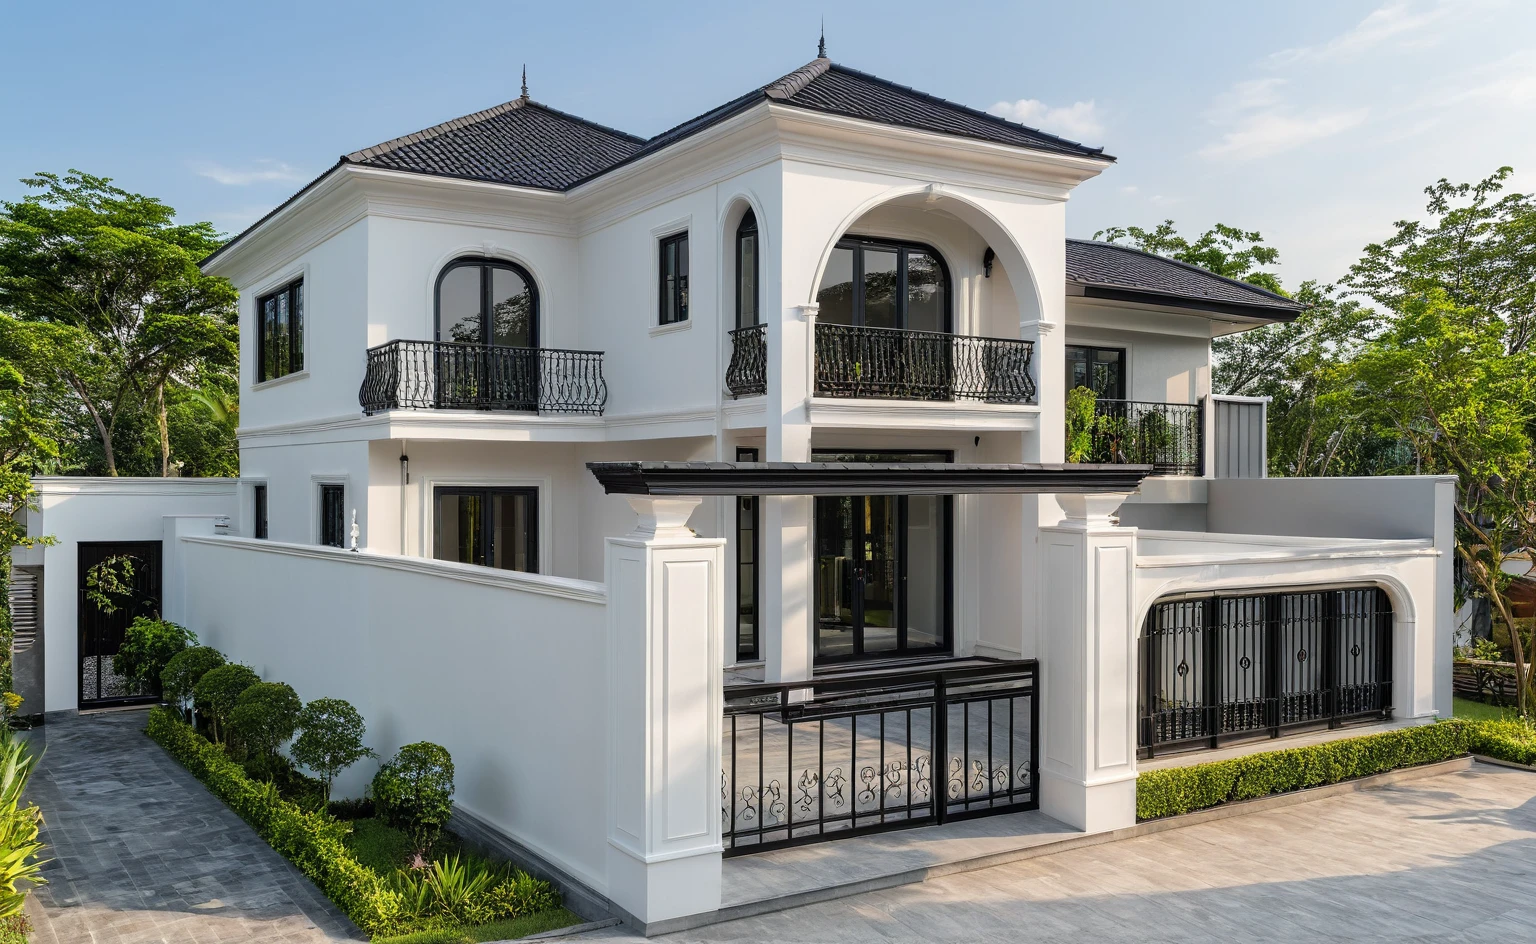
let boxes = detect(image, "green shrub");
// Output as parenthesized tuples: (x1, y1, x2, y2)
(1064, 386, 1097, 462)
(112, 617, 196, 696)
(1136, 720, 1475, 820)
(146, 707, 409, 936)
(229, 682, 302, 772)
(1468, 717, 1536, 765)
(345, 817, 414, 874)
(0, 729, 46, 920)
(374, 743, 455, 857)
(293, 697, 374, 803)
(390, 854, 562, 931)
(192, 663, 260, 745)
(160, 646, 226, 718)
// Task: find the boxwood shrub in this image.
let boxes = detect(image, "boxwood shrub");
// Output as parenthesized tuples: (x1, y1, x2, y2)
(1136, 720, 1477, 820)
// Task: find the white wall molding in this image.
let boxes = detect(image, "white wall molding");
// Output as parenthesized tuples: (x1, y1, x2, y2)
(31, 477, 239, 497)
(805, 397, 1040, 431)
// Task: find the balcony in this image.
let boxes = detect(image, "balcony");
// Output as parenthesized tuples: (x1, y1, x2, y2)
(725, 324, 767, 398)
(814, 323, 1036, 403)
(1080, 398, 1203, 475)
(359, 340, 607, 415)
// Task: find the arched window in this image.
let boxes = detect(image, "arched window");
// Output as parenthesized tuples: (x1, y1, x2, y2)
(815, 236, 949, 333)
(436, 257, 538, 348)
(736, 209, 759, 329)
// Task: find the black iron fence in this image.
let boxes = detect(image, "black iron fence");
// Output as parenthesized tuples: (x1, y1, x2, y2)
(359, 340, 607, 415)
(813, 323, 1036, 404)
(722, 660, 1037, 854)
(1139, 587, 1393, 757)
(1089, 399, 1203, 475)
(726, 324, 767, 398)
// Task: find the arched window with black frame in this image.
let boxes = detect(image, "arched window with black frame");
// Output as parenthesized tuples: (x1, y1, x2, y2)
(736, 209, 759, 329)
(814, 236, 950, 333)
(434, 257, 540, 410)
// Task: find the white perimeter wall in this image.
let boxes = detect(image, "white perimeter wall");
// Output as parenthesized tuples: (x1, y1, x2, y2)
(167, 532, 612, 893)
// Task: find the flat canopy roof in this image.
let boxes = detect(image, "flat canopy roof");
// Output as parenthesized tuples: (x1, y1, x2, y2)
(586, 461, 1152, 496)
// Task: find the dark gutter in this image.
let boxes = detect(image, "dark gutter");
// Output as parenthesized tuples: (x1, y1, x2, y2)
(1076, 284, 1304, 323)
(586, 461, 1152, 496)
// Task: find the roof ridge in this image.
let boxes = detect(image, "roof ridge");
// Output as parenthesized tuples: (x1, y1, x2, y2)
(344, 97, 644, 166)
(823, 63, 1108, 158)
(523, 100, 647, 145)
(764, 57, 831, 100)
(1067, 238, 1303, 307)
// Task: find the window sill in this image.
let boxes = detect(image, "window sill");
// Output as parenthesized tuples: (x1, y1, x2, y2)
(251, 370, 310, 391)
(649, 319, 692, 338)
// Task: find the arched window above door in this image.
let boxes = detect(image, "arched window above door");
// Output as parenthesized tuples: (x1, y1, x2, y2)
(436, 257, 539, 348)
(815, 236, 949, 334)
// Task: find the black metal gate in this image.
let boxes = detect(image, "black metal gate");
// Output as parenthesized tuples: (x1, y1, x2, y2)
(722, 660, 1037, 854)
(78, 541, 163, 709)
(1138, 586, 1393, 757)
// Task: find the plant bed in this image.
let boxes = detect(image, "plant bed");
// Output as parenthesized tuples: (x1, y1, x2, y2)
(145, 708, 579, 941)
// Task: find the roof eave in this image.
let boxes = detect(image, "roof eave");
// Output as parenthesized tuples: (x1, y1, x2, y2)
(587, 461, 1153, 496)
(1072, 283, 1305, 323)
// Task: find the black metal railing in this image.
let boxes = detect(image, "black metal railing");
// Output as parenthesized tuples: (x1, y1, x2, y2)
(726, 324, 767, 398)
(359, 340, 607, 415)
(722, 659, 1037, 854)
(813, 323, 1036, 403)
(1089, 399, 1203, 475)
(1139, 587, 1393, 757)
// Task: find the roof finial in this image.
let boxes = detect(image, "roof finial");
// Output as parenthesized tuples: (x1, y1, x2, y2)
(520, 64, 529, 101)
(818, 18, 826, 58)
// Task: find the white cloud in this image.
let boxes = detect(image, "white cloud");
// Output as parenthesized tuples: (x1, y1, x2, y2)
(1199, 109, 1368, 160)
(191, 159, 307, 186)
(1270, 1, 1454, 65)
(1119, 185, 1139, 194)
(1149, 194, 1180, 207)
(988, 98, 1104, 141)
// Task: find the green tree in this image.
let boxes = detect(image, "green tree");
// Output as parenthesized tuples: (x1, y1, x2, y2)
(229, 681, 303, 776)
(192, 663, 260, 746)
(0, 170, 237, 475)
(1093, 220, 1284, 293)
(292, 697, 373, 803)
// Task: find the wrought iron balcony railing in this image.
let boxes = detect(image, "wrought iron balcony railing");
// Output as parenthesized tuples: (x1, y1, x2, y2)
(813, 323, 1036, 403)
(725, 324, 767, 398)
(359, 340, 607, 415)
(1087, 398, 1203, 475)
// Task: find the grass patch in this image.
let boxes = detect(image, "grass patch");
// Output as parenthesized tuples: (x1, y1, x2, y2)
(1454, 696, 1514, 723)
(371, 908, 584, 944)
(345, 817, 414, 875)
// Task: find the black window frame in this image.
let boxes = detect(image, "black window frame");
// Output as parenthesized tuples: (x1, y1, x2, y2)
(257, 278, 304, 382)
(319, 483, 345, 548)
(658, 231, 690, 325)
(734, 446, 761, 662)
(1064, 344, 1127, 400)
(434, 257, 540, 349)
(816, 236, 952, 333)
(252, 484, 268, 540)
(735, 211, 759, 330)
(431, 485, 540, 574)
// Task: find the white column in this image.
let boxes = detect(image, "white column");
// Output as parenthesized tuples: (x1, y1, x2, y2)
(761, 303, 817, 682)
(1037, 492, 1138, 833)
(605, 497, 726, 925)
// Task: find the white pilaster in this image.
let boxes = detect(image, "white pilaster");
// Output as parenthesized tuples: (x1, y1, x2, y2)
(1037, 491, 1139, 833)
(605, 497, 726, 925)
(761, 303, 817, 683)
(160, 515, 221, 626)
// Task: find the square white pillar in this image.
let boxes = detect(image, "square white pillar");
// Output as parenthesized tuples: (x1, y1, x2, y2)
(1037, 492, 1139, 833)
(605, 497, 726, 925)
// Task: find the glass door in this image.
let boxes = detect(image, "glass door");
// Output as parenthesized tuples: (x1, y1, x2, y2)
(813, 451, 952, 664)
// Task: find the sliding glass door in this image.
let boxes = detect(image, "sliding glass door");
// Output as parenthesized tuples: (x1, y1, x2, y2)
(813, 451, 952, 664)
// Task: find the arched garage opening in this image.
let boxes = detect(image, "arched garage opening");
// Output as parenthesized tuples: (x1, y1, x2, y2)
(1138, 585, 1394, 758)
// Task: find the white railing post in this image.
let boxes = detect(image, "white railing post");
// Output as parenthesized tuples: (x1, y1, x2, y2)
(604, 496, 726, 925)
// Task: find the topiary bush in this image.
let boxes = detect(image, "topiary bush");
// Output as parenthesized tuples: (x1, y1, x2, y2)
(160, 646, 226, 721)
(192, 662, 260, 745)
(292, 697, 374, 804)
(229, 681, 303, 776)
(373, 742, 455, 856)
(112, 618, 196, 696)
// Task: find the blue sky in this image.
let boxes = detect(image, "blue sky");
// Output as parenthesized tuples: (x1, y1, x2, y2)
(4, 0, 1532, 286)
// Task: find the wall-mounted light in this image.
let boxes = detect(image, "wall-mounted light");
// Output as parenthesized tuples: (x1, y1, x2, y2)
(983, 247, 995, 278)
(400, 453, 410, 485)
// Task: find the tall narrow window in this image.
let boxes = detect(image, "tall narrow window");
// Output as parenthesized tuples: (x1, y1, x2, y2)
(319, 484, 345, 548)
(735, 211, 758, 329)
(433, 486, 538, 573)
(258, 279, 304, 381)
(735, 447, 760, 662)
(659, 232, 689, 325)
(252, 484, 268, 540)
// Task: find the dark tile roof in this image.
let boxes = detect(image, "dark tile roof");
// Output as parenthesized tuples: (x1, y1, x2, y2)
(1065, 239, 1306, 319)
(342, 98, 645, 191)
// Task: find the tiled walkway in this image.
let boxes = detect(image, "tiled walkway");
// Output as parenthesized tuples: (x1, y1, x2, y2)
(23, 710, 362, 944)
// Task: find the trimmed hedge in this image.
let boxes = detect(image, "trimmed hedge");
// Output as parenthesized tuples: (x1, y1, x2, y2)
(1469, 719, 1536, 766)
(146, 707, 409, 936)
(1136, 720, 1476, 820)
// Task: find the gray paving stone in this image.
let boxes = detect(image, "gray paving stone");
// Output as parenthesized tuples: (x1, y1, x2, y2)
(22, 710, 364, 943)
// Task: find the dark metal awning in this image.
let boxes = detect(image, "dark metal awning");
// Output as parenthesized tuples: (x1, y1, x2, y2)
(586, 461, 1153, 496)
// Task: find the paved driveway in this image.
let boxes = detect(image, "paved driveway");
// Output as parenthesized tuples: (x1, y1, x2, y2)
(24, 710, 361, 944)
(588, 762, 1536, 943)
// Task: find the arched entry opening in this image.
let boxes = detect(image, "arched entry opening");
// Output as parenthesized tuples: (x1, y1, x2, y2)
(1139, 585, 1394, 757)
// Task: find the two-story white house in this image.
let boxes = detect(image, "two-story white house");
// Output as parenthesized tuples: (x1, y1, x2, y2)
(17, 52, 1454, 932)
